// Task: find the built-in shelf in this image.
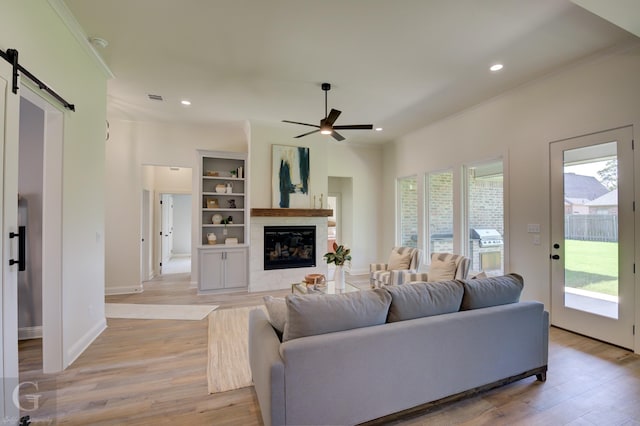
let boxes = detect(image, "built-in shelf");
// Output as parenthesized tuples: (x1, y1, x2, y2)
(251, 208, 333, 217)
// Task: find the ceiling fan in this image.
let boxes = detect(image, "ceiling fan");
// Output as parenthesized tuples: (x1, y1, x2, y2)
(282, 83, 373, 141)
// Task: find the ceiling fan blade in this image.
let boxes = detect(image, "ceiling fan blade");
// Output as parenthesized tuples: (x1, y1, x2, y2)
(325, 109, 341, 126)
(295, 129, 321, 138)
(331, 131, 346, 141)
(283, 120, 320, 128)
(333, 124, 374, 130)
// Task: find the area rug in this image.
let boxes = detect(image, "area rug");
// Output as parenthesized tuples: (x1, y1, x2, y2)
(105, 303, 218, 320)
(207, 305, 265, 394)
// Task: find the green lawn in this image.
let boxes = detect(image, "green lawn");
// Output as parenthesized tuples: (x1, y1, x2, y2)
(564, 239, 618, 296)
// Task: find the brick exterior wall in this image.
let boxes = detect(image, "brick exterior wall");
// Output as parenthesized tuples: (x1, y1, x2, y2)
(398, 171, 504, 274)
(399, 176, 418, 248)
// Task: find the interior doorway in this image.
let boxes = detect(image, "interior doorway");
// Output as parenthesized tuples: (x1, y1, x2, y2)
(328, 177, 353, 279)
(16, 86, 65, 373)
(141, 165, 193, 279)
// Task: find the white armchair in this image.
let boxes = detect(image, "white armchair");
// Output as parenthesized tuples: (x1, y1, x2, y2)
(369, 247, 423, 288)
(399, 252, 471, 284)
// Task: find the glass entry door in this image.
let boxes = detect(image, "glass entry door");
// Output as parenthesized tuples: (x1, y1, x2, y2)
(550, 126, 634, 349)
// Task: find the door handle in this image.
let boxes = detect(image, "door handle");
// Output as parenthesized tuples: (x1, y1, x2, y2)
(9, 226, 26, 271)
(550, 254, 560, 260)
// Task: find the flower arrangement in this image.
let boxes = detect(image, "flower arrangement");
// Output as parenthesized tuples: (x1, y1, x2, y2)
(323, 242, 352, 266)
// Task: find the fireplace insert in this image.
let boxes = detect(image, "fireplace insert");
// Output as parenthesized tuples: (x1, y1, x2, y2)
(264, 226, 316, 270)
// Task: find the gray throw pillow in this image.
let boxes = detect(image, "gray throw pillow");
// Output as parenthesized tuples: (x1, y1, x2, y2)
(385, 280, 464, 322)
(460, 273, 524, 310)
(282, 289, 392, 342)
(263, 296, 287, 334)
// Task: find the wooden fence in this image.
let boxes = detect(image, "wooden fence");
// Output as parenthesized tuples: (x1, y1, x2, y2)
(565, 214, 618, 242)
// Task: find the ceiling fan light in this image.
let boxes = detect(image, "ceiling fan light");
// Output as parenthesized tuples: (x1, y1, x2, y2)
(320, 128, 332, 135)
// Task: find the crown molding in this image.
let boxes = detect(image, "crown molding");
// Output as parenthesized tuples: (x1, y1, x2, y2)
(47, 0, 114, 78)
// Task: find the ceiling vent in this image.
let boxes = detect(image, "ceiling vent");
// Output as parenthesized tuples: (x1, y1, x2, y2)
(147, 94, 164, 101)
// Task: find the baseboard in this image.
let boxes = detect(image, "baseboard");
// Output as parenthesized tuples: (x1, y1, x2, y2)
(18, 326, 43, 340)
(66, 317, 107, 368)
(105, 285, 144, 295)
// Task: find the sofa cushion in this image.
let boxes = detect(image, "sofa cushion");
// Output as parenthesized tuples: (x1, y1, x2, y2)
(263, 296, 287, 334)
(428, 258, 457, 281)
(460, 273, 524, 310)
(385, 280, 464, 322)
(388, 247, 414, 270)
(283, 289, 392, 341)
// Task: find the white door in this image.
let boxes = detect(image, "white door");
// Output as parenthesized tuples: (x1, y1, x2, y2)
(160, 194, 173, 273)
(141, 190, 151, 281)
(550, 126, 635, 349)
(1, 58, 21, 421)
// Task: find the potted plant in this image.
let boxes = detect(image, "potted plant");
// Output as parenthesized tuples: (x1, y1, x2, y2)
(323, 242, 351, 289)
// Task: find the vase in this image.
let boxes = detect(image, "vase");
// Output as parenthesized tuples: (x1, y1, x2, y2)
(335, 265, 345, 289)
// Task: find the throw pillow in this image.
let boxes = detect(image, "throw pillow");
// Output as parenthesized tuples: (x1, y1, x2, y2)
(460, 273, 524, 310)
(388, 247, 414, 270)
(427, 258, 457, 281)
(385, 280, 464, 322)
(282, 289, 392, 342)
(263, 296, 287, 334)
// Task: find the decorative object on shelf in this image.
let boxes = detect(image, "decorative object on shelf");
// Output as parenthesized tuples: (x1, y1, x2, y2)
(226, 215, 233, 224)
(272, 144, 310, 209)
(212, 214, 223, 224)
(227, 199, 236, 208)
(215, 184, 226, 193)
(237, 166, 244, 179)
(207, 198, 219, 209)
(312, 195, 316, 209)
(207, 232, 217, 245)
(225, 237, 239, 245)
(230, 170, 237, 178)
(319, 193, 323, 209)
(226, 182, 233, 193)
(323, 242, 351, 290)
(206, 171, 219, 177)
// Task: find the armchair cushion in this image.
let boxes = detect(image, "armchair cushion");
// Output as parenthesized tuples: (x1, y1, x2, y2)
(427, 258, 457, 281)
(388, 247, 415, 270)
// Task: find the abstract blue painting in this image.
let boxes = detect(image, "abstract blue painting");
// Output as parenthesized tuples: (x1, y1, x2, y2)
(272, 145, 310, 208)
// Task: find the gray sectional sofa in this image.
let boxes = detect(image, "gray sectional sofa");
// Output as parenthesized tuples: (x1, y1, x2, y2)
(249, 274, 549, 426)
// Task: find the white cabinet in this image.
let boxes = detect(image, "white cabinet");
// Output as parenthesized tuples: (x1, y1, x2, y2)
(197, 150, 249, 292)
(198, 246, 248, 292)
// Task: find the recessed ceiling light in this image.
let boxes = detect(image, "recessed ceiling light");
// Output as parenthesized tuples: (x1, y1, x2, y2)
(181, 100, 191, 106)
(490, 64, 504, 72)
(375, 127, 383, 131)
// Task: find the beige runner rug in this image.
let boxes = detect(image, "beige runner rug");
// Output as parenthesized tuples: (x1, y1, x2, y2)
(105, 303, 218, 320)
(207, 305, 265, 394)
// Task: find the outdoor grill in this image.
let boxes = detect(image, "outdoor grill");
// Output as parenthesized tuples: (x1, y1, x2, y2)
(470, 228, 503, 247)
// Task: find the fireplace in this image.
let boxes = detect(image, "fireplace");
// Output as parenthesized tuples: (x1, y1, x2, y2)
(264, 226, 316, 270)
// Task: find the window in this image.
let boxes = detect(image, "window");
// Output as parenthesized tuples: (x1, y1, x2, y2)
(398, 176, 418, 248)
(426, 170, 453, 257)
(465, 159, 504, 275)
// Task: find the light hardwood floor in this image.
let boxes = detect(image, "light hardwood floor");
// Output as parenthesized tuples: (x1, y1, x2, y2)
(18, 273, 640, 425)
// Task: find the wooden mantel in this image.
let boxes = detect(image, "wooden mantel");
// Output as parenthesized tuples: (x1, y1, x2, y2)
(251, 208, 333, 217)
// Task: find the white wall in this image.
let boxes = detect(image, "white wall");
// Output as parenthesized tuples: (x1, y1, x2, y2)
(387, 42, 640, 312)
(1, 1, 108, 367)
(250, 122, 383, 274)
(105, 119, 247, 293)
(328, 144, 383, 273)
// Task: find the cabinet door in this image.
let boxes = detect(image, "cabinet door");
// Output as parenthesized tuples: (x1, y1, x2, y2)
(224, 248, 247, 289)
(199, 250, 224, 290)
